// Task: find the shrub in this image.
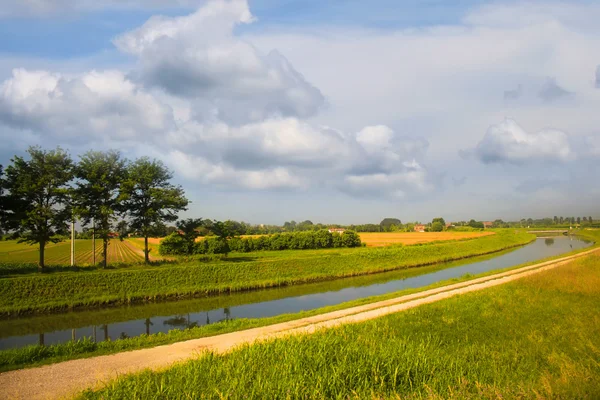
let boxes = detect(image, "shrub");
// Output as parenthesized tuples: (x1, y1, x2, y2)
(431, 222, 444, 232)
(205, 238, 230, 255)
(341, 230, 362, 247)
(159, 229, 362, 256)
(159, 233, 189, 256)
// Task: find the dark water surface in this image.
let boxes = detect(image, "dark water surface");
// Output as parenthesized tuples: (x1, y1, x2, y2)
(0, 236, 591, 350)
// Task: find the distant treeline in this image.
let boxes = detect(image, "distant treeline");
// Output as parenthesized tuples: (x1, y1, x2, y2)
(149, 216, 599, 239)
(159, 230, 363, 256)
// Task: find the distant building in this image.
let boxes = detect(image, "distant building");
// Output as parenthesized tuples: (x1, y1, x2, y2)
(414, 224, 426, 232)
(483, 221, 493, 229)
(328, 228, 345, 233)
(446, 222, 455, 228)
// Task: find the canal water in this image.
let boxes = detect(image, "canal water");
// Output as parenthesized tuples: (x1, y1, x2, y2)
(0, 236, 592, 350)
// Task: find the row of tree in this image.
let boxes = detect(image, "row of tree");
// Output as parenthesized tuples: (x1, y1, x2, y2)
(0, 147, 188, 269)
(159, 229, 363, 256)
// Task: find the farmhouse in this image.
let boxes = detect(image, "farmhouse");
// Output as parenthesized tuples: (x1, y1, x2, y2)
(414, 224, 426, 232)
(328, 228, 345, 233)
(483, 221, 493, 229)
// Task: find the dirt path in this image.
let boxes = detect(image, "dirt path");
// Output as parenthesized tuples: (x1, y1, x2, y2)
(1, 247, 598, 400)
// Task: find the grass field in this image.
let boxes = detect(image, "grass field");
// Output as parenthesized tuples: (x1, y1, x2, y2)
(0, 240, 144, 266)
(0, 231, 533, 315)
(359, 231, 493, 246)
(80, 251, 600, 400)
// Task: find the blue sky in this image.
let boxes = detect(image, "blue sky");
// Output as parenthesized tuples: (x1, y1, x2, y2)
(0, 0, 599, 224)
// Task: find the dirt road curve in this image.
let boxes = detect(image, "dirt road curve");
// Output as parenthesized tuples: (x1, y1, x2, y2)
(1, 247, 598, 400)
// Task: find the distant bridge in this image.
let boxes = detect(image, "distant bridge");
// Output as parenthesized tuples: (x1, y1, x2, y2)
(527, 230, 569, 235)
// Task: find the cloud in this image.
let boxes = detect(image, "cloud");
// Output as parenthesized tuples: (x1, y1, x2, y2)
(166, 150, 308, 190)
(114, 0, 324, 124)
(0, 1, 433, 198)
(472, 119, 572, 164)
(503, 84, 523, 100)
(0, 68, 174, 142)
(596, 65, 600, 88)
(161, 119, 434, 195)
(538, 77, 572, 102)
(0, 0, 199, 17)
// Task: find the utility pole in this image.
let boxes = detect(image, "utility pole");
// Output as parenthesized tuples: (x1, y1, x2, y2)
(70, 218, 75, 267)
(92, 217, 96, 266)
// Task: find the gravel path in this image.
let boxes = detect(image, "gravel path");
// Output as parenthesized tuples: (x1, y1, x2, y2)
(1, 247, 598, 400)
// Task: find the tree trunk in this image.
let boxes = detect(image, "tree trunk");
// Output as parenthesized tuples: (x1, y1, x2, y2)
(103, 239, 108, 269)
(38, 240, 45, 271)
(144, 235, 150, 263)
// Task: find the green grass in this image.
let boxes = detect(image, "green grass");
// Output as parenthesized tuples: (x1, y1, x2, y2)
(80, 251, 600, 400)
(0, 230, 534, 316)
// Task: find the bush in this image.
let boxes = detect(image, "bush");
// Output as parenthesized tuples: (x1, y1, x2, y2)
(431, 222, 444, 232)
(205, 238, 230, 255)
(159, 233, 189, 256)
(159, 229, 362, 256)
(341, 231, 362, 247)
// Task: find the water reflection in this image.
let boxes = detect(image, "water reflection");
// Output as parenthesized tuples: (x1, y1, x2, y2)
(0, 236, 592, 350)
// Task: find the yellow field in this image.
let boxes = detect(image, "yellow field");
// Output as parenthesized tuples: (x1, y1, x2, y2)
(132, 232, 493, 249)
(358, 231, 494, 247)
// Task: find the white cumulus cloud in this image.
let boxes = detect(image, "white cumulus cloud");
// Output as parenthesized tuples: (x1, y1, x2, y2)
(473, 119, 572, 164)
(114, 0, 323, 124)
(0, 68, 174, 141)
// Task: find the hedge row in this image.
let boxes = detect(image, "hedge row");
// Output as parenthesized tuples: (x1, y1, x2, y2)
(159, 230, 362, 256)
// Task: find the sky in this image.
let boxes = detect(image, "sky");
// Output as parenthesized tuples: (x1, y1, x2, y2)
(0, 0, 599, 224)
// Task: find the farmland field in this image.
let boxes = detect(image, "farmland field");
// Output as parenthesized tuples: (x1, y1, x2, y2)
(358, 231, 494, 246)
(129, 231, 495, 249)
(0, 240, 144, 265)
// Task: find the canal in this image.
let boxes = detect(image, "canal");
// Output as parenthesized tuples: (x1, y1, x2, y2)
(0, 236, 591, 350)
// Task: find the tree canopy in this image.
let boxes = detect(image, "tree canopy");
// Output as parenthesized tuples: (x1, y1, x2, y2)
(120, 157, 189, 263)
(4, 147, 74, 269)
(75, 150, 127, 268)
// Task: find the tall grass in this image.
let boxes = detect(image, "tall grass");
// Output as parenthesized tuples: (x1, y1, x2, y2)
(0, 231, 533, 315)
(81, 252, 600, 400)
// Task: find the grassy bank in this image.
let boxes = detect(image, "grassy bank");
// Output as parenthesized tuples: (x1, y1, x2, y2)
(81, 251, 600, 400)
(0, 231, 533, 316)
(2, 233, 597, 372)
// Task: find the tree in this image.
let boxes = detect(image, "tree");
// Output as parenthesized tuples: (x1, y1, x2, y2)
(468, 219, 484, 229)
(431, 221, 444, 232)
(431, 217, 446, 226)
(116, 220, 130, 241)
(553, 216, 558, 224)
(175, 218, 203, 254)
(577, 217, 581, 225)
(75, 150, 126, 268)
(0, 165, 6, 233)
(380, 218, 402, 232)
(4, 147, 74, 270)
(121, 158, 189, 263)
(590, 216, 593, 224)
(492, 219, 505, 228)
